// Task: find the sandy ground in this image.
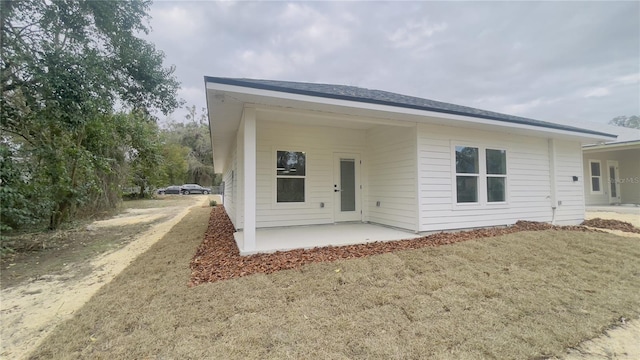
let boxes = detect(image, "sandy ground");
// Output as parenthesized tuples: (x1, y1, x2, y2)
(585, 211, 640, 228)
(0, 196, 214, 360)
(563, 319, 640, 360)
(585, 211, 640, 239)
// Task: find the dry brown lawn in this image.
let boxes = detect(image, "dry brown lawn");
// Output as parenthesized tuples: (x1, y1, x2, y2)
(29, 206, 640, 360)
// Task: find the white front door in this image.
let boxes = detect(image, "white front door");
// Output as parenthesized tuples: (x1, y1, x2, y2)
(333, 153, 361, 222)
(607, 160, 621, 204)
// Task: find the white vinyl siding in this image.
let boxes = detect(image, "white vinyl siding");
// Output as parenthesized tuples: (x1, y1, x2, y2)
(366, 125, 418, 231)
(255, 120, 366, 228)
(553, 141, 585, 224)
(222, 138, 238, 228)
(225, 107, 590, 234)
(618, 150, 640, 204)
(418, 123, 556, 231)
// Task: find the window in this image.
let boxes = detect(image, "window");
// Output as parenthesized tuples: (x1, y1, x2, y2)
(589, 160, 602, 193)
(276, 150, 306, 203)
(455, 146, 479, 203)
(454, 144, 508, 205)
(486, 149, 506, 202)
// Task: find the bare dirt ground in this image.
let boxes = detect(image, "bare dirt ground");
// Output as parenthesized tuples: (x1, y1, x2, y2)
(0, 195, 214, 360)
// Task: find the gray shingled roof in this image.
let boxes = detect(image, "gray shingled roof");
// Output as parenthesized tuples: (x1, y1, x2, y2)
(204, 76, 615, 138)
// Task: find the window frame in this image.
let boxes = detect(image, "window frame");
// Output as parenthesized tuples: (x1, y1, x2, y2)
(451, 142, 509, 209)
(454, 145, 480, 205)
(485, 148, 507, 203)
(588, 159, 603, 194)
(273, 148, 309, 207)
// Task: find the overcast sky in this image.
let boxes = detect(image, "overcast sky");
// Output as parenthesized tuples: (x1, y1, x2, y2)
(143, 1, 639, 127)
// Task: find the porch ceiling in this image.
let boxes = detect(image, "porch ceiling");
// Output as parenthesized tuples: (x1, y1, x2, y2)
(255, 105, 417, 130)
(205, 86, 417, 172)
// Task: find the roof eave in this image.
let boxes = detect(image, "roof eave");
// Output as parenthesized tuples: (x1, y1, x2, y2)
(583, 140, 640, 152)
(204, 76, 617, 140)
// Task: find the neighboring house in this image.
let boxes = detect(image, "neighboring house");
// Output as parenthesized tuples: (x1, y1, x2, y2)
(204, 77, 615, 254)
(580, 124, 640, 206)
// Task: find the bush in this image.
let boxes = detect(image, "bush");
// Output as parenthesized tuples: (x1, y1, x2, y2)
(209, 200, 217, 207)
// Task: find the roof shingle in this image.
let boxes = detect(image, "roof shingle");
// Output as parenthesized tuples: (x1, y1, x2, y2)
(204, 76, 616, 138)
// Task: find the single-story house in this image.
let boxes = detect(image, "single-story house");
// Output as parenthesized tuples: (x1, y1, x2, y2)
(204, 77, 616, 254)
(580, 125, 640, 206)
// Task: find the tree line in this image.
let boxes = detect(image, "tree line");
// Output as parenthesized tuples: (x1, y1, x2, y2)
(0, 0, 215, 236)
(608, 115, 639, 129)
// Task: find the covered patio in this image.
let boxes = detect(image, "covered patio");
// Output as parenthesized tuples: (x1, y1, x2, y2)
(233, 223, 419, 255)
(583, 141, 640, 206)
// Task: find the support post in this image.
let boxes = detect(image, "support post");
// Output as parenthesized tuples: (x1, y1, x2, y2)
(548, 138, 558, 224)
(242, 107, 257, 252)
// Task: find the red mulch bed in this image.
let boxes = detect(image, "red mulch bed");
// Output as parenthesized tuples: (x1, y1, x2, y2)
(189, 207, 601, 286)
(581, 218, 640, 234)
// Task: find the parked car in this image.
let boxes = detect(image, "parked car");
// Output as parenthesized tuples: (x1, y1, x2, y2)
(157, 185, 182, 195)
(180, 184, 211, 195)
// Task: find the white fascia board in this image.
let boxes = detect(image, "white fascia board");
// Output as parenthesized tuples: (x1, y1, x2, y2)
(205, 82, 615, 143)
(583, 140, 640, 152)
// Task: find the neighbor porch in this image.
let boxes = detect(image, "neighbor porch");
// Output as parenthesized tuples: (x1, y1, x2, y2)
(583, 142, 640, 206)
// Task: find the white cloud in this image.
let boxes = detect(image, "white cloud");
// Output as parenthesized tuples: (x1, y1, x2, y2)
(388, 20, 447, 48)
(232, 3, 355, 79)
(149, 5, 202, 41)
(584, 87, 611, 98)
(613, 73, 640, 85)
(501, 97, 564, 116)
(278, 3, 352, 53)
(238, 50, 288, 79)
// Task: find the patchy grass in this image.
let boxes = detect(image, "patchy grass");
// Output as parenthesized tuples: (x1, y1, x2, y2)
(30, 207, 640, 359)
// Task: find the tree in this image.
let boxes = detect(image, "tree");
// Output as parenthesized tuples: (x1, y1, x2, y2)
(161, 106, 218, 186)
(160, 143, 190, 185)
(1, 0, 181, 230)
(609, 115, 640, 129)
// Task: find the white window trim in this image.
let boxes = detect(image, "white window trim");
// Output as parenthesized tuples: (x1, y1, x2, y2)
(453, 144, 481, 207)
(588, 159, 603, 194)
(485, 148, 508, 205)
(272, 147, 309, 208)
(451, 142, 509, 210)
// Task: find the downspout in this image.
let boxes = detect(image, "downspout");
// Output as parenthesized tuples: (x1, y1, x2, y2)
(548, 139, 558, 225)
(414, 123, 421, 234)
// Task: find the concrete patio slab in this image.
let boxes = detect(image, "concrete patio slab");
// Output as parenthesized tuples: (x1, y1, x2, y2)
(586, 205, 640, 215)
(234, 223, 419, 255)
